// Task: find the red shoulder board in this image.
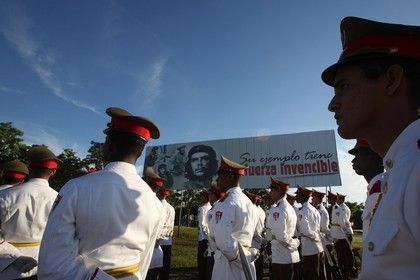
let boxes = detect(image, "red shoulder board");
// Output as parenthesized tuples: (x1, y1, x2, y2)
(219, 192, 229, 202)
(369, 180, 381, 195)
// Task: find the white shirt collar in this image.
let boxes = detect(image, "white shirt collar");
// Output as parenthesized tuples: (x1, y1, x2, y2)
(27, 178, 50, 187)
(104, 161, 138, 175)
(384, 119, 420, 169)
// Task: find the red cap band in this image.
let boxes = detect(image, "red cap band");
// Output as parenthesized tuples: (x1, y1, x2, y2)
(30, 160, 58, 169)
(344, 34, 420, 58)
(110, 119, 151, 141)
(149, 178, 165, 187)
(219, 162, 246, 175)
(4, 171, 27, 179)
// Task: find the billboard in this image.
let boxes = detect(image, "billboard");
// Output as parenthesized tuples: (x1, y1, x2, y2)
(143, 130, 341, 190)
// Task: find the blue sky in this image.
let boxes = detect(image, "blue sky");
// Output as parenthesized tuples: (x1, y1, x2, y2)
(1, 0, 419, 203)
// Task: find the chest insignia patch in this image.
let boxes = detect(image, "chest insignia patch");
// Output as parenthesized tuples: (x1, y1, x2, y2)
(215, 211, 223, 223)
(273, 212, 279, 221)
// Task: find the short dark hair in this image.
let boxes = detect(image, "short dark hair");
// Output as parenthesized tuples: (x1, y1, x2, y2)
(106, 131, 146, 159)
(355, 57, 420, 109)
(185, 145, 218, 180)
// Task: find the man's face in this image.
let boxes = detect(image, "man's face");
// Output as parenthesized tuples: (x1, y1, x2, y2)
(216, 172, 232, 192)
(295, 192, 306, 204)
(327, 196, 337, 205)
(312, 196, 322, 206)
(351, 150, 373, 176)
(269, 188, 281, 202)
(190, 152, 210, 177)
(328, 64, 384, 139)
(158, 166, 166, 175)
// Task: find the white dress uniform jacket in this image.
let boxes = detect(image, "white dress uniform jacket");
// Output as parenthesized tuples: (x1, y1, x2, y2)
(206, 204, 218, 256)
(38, 162, 164, 280)
(198, 202, 212, 241)
(361, 173, 383, 240)
(266, 198, 300, 264)
(251, 204, 264, 250)
(315, 203, 333, 245)
(360, 119, 420, 280)
(330, 203, 353, 239)
(208, 186, 258, 280)
(0, 178, 57, 278)
(0, 184, 13, 192)
(159, 199, 175, 246)
(296, 201, 323, 256)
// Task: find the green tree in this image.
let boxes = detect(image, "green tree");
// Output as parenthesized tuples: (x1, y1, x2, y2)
(84, 141, 104, 169)
(0, 122, 28, 164)
(49, 148, 83, 191)
(346, 201, 364, 230)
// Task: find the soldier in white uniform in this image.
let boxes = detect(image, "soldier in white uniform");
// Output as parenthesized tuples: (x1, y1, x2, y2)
(0, 160, 29, 192)
(0, 160, 36, 280)
(266, 178, 300, 280)
(348, 139, 384, 239)
(197, 189, 212, 279)
(143, 167, 167, 280)
(243, 191, 265, 280)
(295, 185, 324, 280)
(205, 186, 223, 280)
(323, 16, 420, 279)
(208, 156, 258, 280)
(330, 193, 355, 279)
(38, 107, 164, 280)
(311, 190, 333, 280)
(0, 146, 60, 279)
(157, 187, 175, 280)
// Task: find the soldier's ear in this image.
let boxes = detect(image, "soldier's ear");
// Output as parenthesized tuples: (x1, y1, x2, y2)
(384, 64, 404, 96)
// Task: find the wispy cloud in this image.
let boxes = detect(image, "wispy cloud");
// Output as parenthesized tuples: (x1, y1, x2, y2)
(23, 123, 87, 157)
(0, 3, 100, 115)
(24, 126, 65, 155)
(136, 58, 167, 105)
(0, 84, 24, 95)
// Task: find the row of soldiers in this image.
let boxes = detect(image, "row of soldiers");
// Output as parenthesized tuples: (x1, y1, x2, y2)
(197, 173, 356, 280)
(0, 107, 179, 280)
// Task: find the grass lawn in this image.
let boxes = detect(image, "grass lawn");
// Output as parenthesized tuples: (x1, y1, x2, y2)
(172, 226, 199, 268)
(170, 226, 364, 279)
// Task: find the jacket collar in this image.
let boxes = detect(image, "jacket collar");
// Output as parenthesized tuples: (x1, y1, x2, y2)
(104, 161, 138, 175)
(27, 178, 49, 187)
(384, 119, 420, 170)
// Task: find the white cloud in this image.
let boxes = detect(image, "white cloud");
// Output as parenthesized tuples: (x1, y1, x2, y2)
(24, 127, 64, 155)
(136, 58, 167, 105)
(0, 85, 24, 95)
(1, 3, 100, 115)
(23, 123, 86, 158)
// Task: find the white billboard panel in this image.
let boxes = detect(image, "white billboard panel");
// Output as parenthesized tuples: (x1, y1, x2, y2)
(144, 130, 341, 190)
